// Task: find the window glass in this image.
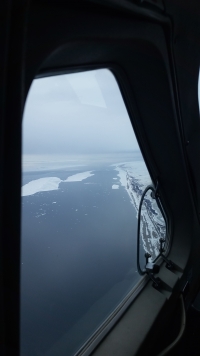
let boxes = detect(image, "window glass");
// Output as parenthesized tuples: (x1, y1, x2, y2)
(21, 69, 154, 356)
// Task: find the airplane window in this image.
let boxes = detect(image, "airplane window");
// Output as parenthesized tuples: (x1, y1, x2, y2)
(21, 69, 164, 356)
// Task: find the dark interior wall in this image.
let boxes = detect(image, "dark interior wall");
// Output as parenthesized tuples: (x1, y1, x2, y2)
(164, 0, 200, 305)
(165, 0, 200, 219)
(2, 1, 200, 355)
(0, 1, 29, 354)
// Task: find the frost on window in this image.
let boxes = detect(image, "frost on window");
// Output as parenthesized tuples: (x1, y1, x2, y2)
(21, 69, 163, 356)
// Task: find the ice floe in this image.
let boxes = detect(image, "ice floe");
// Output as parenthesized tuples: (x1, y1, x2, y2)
(22, 177, 62, 197)
(64, 171, 94, 182)
(112, 184, 119, 189)
(22, 170, 94, 196)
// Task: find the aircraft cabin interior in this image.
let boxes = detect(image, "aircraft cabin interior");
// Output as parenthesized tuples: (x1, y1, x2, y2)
(1, 0, 200, 355)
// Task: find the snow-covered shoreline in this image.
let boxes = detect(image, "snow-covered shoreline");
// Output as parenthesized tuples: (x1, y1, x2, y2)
(113, 161, 151, 216)
(113, 161, 165, 259)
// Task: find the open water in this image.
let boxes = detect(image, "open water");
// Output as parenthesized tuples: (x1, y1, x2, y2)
(20, 166, 139, 356)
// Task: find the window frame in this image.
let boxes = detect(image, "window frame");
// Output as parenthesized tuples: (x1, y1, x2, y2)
(21, 65, 170, 356)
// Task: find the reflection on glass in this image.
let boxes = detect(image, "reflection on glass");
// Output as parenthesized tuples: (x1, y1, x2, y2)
(21, 69, 152, 356)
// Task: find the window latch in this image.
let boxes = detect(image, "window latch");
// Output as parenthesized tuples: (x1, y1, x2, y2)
(145, 253, 161, 290)
(159, 238, 175, 270)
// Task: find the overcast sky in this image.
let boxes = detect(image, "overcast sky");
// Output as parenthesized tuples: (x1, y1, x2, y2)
(22, 69, 140, 155)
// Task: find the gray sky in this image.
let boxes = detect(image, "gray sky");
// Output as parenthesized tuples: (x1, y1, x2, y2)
(22, 69, 140, 155)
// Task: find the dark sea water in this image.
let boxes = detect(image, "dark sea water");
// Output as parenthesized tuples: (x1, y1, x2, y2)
(20, 166, 140, 356)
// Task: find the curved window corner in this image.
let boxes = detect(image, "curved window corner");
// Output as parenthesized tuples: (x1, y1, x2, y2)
(20, 68, 167, 356)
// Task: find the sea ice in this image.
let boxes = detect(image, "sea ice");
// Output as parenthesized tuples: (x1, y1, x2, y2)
(22, 177, 62, 197)
(22, 170, 94, 196)
(64, 171, 94, 182)
(112, 185, 119, 189)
